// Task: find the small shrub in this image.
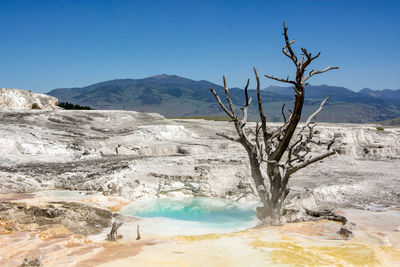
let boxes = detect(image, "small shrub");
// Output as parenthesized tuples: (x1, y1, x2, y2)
(376, 126, 384, 131)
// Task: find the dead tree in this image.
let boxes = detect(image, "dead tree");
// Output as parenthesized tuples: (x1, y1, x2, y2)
(210, 22, 338, 225)
(106, 221, 123, 241)
(136, 225, 141, 240)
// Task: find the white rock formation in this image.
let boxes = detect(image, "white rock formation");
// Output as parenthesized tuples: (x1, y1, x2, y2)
(0, 88, 60, 110)
(0, 110, 399, 211)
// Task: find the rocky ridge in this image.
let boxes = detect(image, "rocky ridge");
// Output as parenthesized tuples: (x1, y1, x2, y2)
(0, 88, 60, 110)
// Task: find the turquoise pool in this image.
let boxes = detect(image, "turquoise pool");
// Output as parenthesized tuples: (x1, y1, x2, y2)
(120, 197, 258, 234)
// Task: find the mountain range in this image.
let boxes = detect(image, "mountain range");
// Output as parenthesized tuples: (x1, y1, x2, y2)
(47, 74, 400, 123)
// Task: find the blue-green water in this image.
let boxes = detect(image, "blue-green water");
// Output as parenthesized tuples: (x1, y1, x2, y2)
(121, 197, 256, 226)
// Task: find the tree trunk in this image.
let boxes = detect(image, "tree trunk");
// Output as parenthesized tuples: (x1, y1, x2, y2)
(246, 149, 270, 211)
(246, 148, 283, 222)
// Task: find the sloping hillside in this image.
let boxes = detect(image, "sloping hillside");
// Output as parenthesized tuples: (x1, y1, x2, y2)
(47, 75, 400, 123)
(48, 75, 291, 120)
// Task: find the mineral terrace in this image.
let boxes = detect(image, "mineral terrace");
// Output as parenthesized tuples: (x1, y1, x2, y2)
(1, 106, 400, 265)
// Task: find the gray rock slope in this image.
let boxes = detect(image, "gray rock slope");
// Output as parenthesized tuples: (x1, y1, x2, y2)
(0, 110, 399, 210)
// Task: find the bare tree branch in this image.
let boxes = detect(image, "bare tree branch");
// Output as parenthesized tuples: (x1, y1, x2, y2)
(223, 76, 238, 118)
(254, 67, 268, 140)
(216, 132, 240, 142)
(240, 79, 252, 128)
(286, 135, 303, 165)
(301, 94, 331, 130)
(303, 66, 339, 83)
(311, 52, 321, 61)
(264, 74, 296, 85)
(209, 87, 235, 120)
(300, 48, 321, 69)
(264, 159, 286, 168)
(287, 150, 336, 176)
(281, 103, 287, 123)
(283, 21, 298, 65)
(244, 78, 250, 104)
(211, 77, 255, 149)
(327, 137, 335, 150)
(255, 123, 263, 160)
(283, 40, 296, 60)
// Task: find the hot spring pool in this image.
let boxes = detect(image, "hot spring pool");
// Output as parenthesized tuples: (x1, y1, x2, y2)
(120, 197, 258, 235)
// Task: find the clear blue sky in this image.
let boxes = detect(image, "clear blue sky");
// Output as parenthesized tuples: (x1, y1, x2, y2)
(0, 0, 399, 93)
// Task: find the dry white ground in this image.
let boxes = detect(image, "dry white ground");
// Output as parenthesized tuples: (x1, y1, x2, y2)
(0, 109, 399, 211)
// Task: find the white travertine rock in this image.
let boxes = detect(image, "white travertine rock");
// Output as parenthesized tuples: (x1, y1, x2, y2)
(0, 88, 60, 110)
(0, 110, 399, 211)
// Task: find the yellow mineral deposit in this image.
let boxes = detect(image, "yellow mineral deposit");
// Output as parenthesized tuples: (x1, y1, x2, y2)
(1, 193, 400, 266)
(0, 217, 158, 266)
(98, 218, 400, 267)
(81, 196, 131, 212)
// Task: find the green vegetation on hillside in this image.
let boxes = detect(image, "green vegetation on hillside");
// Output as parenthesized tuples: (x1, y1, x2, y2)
(57, 102, 93, 110)
(47, 75, 400, 123)
(168, 116, 232, 121)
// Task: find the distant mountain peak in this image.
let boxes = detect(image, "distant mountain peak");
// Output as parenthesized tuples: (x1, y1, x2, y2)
(150, 74, 174, 79)
(141, 74, 198, 86)
(359, 88, 373, 92)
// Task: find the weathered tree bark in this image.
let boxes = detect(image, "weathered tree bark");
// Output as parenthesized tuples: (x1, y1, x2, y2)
(107, 221, 123, 241)
(210, 22, 338, 225)
(136, 225, 141, 240)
